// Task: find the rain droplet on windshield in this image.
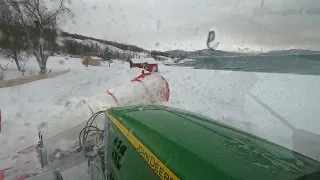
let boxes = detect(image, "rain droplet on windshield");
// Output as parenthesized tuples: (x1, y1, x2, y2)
(0, 30, 4, 40)
(44, 50, 50, 55)
(38, 122, 48, 130)
(15, 112, 21, 118)
(55, 36, 65, 47)
(18, 136, 26, 143)
(24, 122, 31, 127)
(55, 151, 61, 159)
(39, 37, 45, 45)
(56, 28, 63, 35)
(157, 20, 161, 30)
(119, 155, 125, 165)
(8, 36, 14, 42)
(0, 70, 4, 80)
(127, 129, 134, 137)
(59, 59, 65, 65)
(11, 154, 19, 164)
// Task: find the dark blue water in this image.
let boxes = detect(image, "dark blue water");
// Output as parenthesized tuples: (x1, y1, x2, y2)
(177, 54, 320, 76)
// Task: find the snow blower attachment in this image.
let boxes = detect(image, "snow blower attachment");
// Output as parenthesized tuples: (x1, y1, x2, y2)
(107, 71, 169, 107)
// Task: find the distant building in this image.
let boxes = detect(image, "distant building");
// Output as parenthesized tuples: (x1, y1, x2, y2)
(130, 58, 158, 72)
(82, 56, 102, 66)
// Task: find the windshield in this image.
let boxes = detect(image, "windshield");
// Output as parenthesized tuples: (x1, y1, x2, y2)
(0, 0, 319, 179)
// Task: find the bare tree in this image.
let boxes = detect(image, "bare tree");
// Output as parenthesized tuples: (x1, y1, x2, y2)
(17, 0, 73, 74)
(0, 0, 27, 72)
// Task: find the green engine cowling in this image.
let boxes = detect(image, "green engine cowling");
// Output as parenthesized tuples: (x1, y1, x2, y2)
(102, 105, 320, 180)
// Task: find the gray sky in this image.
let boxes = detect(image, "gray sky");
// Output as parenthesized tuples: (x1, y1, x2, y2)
(60, 0, 320, 52)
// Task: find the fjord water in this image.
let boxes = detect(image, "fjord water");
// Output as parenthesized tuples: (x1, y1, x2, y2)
(181, 54, 320, 75)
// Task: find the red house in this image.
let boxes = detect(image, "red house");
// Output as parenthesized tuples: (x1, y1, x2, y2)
(129, 58, 159, 72)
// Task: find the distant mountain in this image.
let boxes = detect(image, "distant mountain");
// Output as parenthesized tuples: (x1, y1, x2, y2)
(191, 49, 245, 57)
(166, 48, 320, 59)
(164, 50, 189, 58)
(165, 49, 247, 58)
(260, 49, 320, 56)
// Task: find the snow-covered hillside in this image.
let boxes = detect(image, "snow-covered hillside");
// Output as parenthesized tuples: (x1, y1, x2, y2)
(66, 37, 150, 59)
(0, 55, 320, 178)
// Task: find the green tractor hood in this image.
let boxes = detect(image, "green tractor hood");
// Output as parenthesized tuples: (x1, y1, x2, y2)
(105, 105, 320, 180)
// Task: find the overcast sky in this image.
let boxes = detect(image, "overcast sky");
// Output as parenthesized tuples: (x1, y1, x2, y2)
(60, 0, 320, 52)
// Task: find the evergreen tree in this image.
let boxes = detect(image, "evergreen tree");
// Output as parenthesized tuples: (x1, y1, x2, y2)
(103, 46, 112, 67)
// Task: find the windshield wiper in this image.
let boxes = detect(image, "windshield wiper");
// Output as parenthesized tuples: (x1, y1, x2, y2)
(247, 92, 320, 162)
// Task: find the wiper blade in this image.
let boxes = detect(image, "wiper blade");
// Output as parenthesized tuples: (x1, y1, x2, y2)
(247, 92, 296, 131)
